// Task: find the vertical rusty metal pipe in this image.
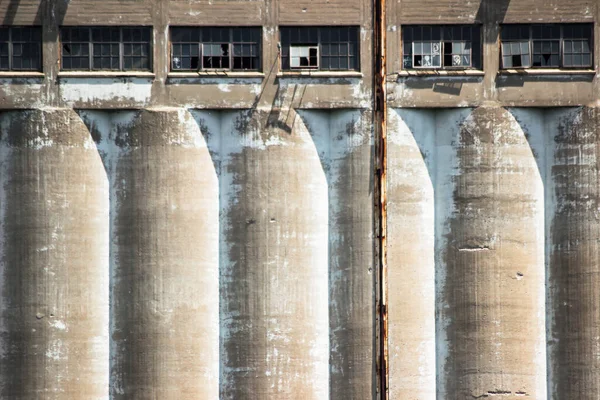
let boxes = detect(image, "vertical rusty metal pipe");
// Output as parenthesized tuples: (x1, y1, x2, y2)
(373, 0, 388, 397)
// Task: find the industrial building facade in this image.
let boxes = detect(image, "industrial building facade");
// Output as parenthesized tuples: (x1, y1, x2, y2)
(0, 1, 599, 399)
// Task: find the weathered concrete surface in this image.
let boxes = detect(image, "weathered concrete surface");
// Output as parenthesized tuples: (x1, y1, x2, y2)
(388, 107, 547, 399)
(387, 108, 436, 399)
(197, 110, 330, 399)
(300, 110, 375, 399)
(0, 109, 109, 399)
(546, 107, 600, 399)
(440, 107, 545, 399)
(81, 109, 220, 399)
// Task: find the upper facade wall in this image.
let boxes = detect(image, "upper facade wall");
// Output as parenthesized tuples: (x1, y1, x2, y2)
(0, 0, 373, 110)
(0, 0, 366, 26)
(0, 1, 599, 109)
(394, 0, 595, 23)
(388, 0, 600, 108)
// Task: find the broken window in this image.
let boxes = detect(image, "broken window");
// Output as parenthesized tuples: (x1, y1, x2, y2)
(501, 24, 593, 69)
(61, 26, 152, 71)
(0, 26, 42, 71)
(280, 26, 360, 71)
(290, 45, 319, 69)
(170, 27, 261, 72)
(403, 25, 481, 70)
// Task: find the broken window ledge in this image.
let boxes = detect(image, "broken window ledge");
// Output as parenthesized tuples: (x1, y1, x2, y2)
(395, 70, 485, 77)
(167, 71, 265, 78)
(57, 71, 155, 78)
(277, 71, 363, 78)
(498, 69, 596, 75)
(0, 71, 45, 78)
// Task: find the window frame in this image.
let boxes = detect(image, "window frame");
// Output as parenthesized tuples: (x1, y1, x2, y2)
(169, 27, 262, 72)
(402, 25, 481, 70)
(60, 26, 153, 72)
(500, 24, 594, 70)
(0, 26, 42, 72)
(280, 26, 361, 72)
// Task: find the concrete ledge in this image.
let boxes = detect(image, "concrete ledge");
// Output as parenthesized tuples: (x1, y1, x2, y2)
(168, 71, 265, 78)
(58, 71, 156, 78)
(498, 69, 597, 75)
(0, 71, 45, 78)
(395, 70, 485, 77)
(277, 71, 363, 78)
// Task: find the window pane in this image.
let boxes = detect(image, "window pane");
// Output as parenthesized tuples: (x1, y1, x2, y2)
(0, 28, 9, 42)
(11, 27, 42, 71)
(122, 27, 152, 71)
(582, 54, 591, 67)
(564, 54, 572, 66)
(520, 42, 529, 54)
(564, 41, 572, 52)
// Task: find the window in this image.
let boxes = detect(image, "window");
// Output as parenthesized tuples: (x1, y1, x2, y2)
(170, 27, 261, 72)
(402, 25, 481, 70)
(501, 24, 593, 69)
(0, 27, 42, 71)
(280, 26, 360, 71)
(60, 26, 152, 71)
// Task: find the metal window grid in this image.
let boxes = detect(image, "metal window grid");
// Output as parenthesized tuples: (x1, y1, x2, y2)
(61, 26, 152, 72)
(500, 24, 593, 69)
(280, 26, 360, 72)
(412, 41, 442, 68)
(170, 27, 261, 72)
(443, 41, 472, 68)
(0, 26, 42, 72)
(402, 25, 478, 70)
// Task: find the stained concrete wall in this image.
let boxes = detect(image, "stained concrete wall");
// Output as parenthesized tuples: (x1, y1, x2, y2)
(0, 109, 109, 399)
(387, 106, 600, 399)
(0, 108, 374, 399)
(2, 0, 600, 399)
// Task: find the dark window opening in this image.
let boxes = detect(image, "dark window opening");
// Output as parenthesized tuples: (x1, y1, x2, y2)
(501, 24, 593, 69)
(60, 26, 152, 71)
(280, 26, 360, 71)
(402, 25, 481, 70)
(170, 27, 261, 72)
(0, 26, 42, 72)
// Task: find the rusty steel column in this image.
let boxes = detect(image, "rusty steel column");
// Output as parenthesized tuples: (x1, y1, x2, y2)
(0, 109, 110, 399)
(373, 0, 388, 397)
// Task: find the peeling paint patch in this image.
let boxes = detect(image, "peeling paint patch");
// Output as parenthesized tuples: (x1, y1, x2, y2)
(60, 78, 152, 106)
